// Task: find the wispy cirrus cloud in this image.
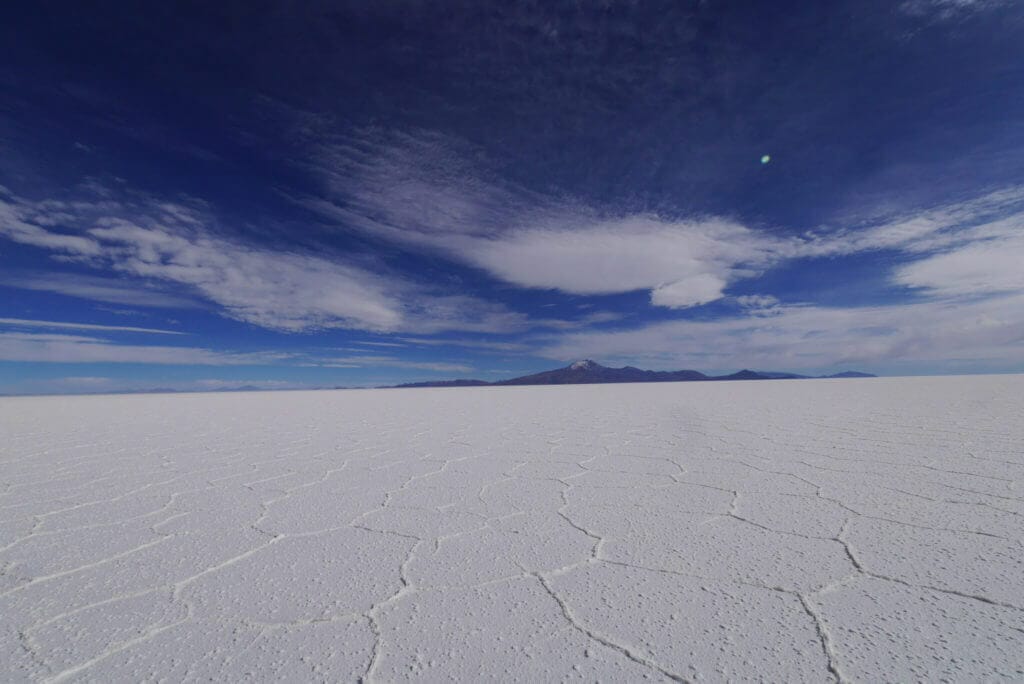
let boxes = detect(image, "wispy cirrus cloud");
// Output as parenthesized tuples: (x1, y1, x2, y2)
(299, 129, 781, 310)
(893, 235, 1024, 297)
(299, 129, 1024, 312)
(0, 184, 577, 335)
(0, 191, 103, 255)
(14, 376, 317, 396)
(536, 293, 1024, 372)
(6, 128, 1023, 372)
(0, 331, 292, 365)
(313, 355, 473, 373)
(0, 318, 476, 372)
(350, 340, 407, 348)
(899, 0, 1013, 21)
(1, 271, 199, 309)
(0, 317, 185, 335)
(734, 295, 782, 317)
(292, 132, 1022, 371)
(811, 186, 1024, 257)
(838, 189, 1024, 300)
(398, 337, 530, 353)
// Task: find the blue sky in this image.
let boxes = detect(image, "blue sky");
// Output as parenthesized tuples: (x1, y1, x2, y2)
(2, 1, 1023, 394)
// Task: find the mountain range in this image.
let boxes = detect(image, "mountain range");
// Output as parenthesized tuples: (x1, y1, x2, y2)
(395, 360, 875, 388)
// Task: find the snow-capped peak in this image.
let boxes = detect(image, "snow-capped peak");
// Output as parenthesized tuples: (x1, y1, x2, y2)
(570, 359, 598, 370)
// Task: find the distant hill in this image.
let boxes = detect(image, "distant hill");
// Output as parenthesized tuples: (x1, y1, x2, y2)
(745, 371, 810, 380)
(394, 360, 875, 388)
(395, 379, 491, 388)
(822, 371, 876, 378)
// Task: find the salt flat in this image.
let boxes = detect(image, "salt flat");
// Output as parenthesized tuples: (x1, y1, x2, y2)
(1, 376, 1022, 682)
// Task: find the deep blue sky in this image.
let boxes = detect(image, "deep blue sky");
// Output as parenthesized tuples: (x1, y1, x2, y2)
(2, 1, 1023, 393)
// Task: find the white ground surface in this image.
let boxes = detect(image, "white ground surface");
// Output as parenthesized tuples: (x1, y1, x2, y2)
(1, 376, 1023, 682)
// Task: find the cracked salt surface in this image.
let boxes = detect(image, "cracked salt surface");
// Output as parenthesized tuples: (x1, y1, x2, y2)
(1, 376, 1023, 682)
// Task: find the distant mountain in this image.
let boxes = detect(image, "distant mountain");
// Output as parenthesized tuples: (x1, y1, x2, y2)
(393, 360, 875, 388)
(823, 371, 876, 378)
(395, 379, 491, 388)
(495, 359, 708, 386)
(745, 371, 811, 380)
(713, 369, 766, 381)
(118, 387, 181, 394)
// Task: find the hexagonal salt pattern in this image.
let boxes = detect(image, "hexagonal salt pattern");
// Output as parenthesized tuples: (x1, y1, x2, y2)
(1, 375, 1022, 681)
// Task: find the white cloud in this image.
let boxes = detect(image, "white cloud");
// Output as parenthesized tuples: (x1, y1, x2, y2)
(0, 317, 185, 335)
(0, 332, 291, 365)
(301, 130, 1024, 313)
(352, 340, 407, 348)
(814, 187, 1024, 257)
(1, 271, 200, 309)
(0, 188, 549, 335)
(6, 127, 1023, 364)
(300, 132, 792, 309)
(15, 376, 318, 395)
(536, 294, 1024, 371)
(894, 234, 1024, 297)
(457, 217, 773, 302)
(651, 273, 729, 309)
(314, 355, 473, 373)
(899, 0, 1012, 20)
(399, 337, 529, 352)
(3, 183, 631, 339)
(519, 311, 623, 331)
(0, 198, 101, 255)
(44, 376, 114, 387)
(735, 294, 780, 308)
(734, 294, 783, 317)
(89, 219, 407, 332)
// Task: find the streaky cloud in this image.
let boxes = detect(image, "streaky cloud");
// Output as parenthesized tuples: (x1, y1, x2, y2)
(0, 317, 186, 335)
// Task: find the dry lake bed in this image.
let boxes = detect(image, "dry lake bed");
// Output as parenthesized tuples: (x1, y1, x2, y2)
(1, 375, 1022, 682)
